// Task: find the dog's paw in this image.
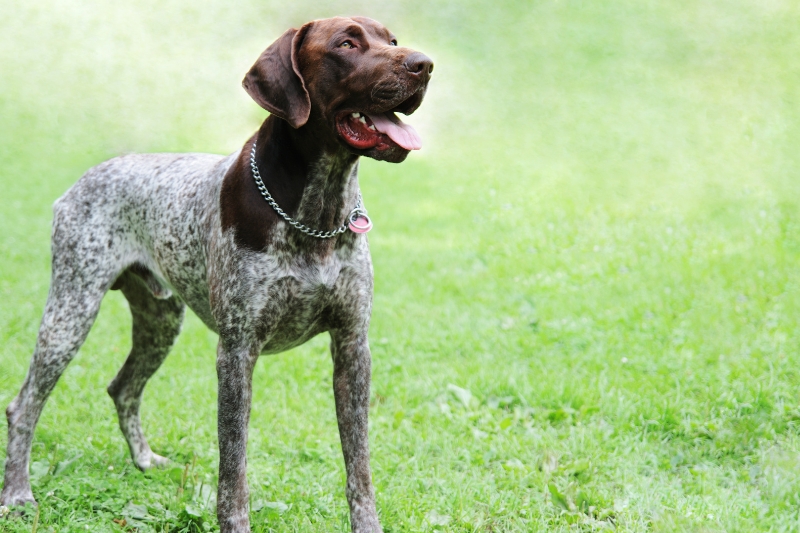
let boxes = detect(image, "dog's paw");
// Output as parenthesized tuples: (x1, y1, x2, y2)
(150, 453, 170, 468)
(0, 486, 37, 509)
(135, 452, 169, 470)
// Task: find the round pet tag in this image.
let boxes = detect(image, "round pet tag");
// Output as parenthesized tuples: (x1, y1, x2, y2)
(348, 214, 373, 234)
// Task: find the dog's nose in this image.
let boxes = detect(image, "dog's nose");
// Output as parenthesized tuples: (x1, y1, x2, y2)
(404, 52, 434, 76)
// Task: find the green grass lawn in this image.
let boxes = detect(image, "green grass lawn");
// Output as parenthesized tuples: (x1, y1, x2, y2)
(2, 1, 800, 531)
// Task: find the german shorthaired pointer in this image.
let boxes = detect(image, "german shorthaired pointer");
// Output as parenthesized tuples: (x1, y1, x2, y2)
(1, 16, 432, 533)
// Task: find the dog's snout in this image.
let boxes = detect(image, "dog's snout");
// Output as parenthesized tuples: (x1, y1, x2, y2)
(404, 52, 434, 76)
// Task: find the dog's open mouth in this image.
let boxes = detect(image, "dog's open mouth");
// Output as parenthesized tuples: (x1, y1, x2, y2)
(336, 110, 422, 152)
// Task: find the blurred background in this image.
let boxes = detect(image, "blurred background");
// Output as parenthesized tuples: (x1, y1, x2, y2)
(2, 1, 800, 531)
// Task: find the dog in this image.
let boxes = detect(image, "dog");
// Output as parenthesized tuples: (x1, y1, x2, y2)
(0, 16, 432, 533)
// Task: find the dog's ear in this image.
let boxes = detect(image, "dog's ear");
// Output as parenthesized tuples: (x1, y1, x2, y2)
(242, 23, 312, 129)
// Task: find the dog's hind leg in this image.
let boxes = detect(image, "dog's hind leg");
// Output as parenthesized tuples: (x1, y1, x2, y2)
(1, 221, 114, 506)
(107, 268, 185, 470)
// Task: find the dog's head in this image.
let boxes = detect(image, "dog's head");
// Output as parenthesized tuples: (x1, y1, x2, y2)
(243, 16, 433, 163)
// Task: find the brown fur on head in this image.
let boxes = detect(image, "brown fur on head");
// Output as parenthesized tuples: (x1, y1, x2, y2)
(243, 17, 433, 163)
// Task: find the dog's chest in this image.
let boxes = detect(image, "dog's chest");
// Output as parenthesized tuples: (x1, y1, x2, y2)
(245, 253, 349, 353)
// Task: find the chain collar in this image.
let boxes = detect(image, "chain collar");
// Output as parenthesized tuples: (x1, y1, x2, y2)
(249, 141, 370, 239)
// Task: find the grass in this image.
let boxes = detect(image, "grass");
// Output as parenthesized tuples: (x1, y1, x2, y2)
(2, 0, 800, 531)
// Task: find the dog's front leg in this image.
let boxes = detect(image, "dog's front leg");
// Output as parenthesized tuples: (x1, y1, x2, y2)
(331, 329, 383, 533)
(215, 340, 257, 533)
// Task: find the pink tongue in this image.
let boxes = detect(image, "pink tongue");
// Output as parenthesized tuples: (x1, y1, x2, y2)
(365, 112, 422, 151)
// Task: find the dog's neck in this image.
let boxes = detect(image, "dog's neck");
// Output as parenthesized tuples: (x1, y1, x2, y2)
(257, 116, 360, 234)
(220, 116, 361, 253)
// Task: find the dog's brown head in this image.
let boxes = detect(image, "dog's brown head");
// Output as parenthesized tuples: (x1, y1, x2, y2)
(243, 16, 433, 163)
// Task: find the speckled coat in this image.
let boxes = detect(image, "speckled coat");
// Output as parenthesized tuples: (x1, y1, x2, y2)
(1, 16, 433, 533)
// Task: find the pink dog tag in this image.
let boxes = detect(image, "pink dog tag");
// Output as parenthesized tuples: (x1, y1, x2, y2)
(348, 215, 373, 234)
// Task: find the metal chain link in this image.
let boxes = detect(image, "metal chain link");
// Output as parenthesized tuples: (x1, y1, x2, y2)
(250, 142, 365, 239)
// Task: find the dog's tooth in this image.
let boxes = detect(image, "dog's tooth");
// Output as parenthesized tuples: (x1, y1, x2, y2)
(359, 117, 367, 124)
(351, 112, 361, 118)
(369, 125, 376, 131)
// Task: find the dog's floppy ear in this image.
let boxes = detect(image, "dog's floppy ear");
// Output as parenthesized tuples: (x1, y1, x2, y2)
(242, 23, 312, 129)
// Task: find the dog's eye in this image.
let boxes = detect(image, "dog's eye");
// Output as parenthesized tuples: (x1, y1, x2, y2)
(339, 41, 355, 49)
(390, 39, 398, 46)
